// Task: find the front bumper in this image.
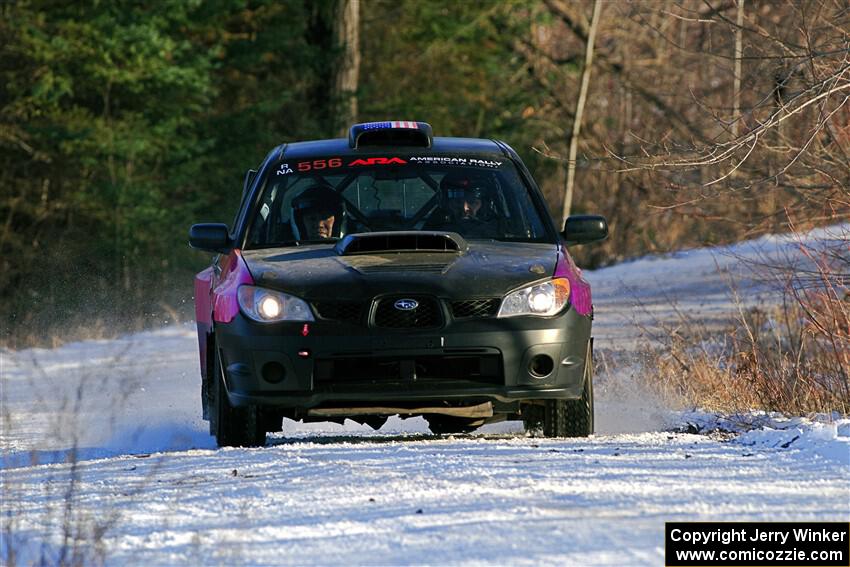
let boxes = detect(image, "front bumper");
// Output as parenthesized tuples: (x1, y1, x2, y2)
(215, 306, 591, 409)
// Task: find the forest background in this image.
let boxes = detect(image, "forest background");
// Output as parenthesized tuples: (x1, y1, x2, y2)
(1, 0, 848, 347)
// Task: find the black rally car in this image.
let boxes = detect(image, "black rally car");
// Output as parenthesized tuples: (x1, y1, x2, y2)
(190, 121, 608, 446)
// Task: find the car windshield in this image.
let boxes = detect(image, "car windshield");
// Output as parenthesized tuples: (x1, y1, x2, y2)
(245, 155, 551, 247)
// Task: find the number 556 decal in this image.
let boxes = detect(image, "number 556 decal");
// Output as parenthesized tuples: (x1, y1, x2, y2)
(297, 158, 343, 172)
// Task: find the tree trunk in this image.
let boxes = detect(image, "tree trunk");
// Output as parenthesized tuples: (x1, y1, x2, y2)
(561, 0, 602, 225)
(732, 0, 744, 137)
(334, 0, 360, 136)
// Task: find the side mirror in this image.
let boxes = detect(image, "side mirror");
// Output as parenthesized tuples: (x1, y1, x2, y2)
(563, 215, 608, 246)
(189, 223, 232, 253)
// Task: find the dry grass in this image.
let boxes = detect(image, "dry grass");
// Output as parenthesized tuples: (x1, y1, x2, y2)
(645, 305, 848, 415)
(638, 229, 849, 416)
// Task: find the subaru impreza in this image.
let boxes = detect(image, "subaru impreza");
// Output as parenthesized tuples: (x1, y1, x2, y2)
(190, 121, 608, 446)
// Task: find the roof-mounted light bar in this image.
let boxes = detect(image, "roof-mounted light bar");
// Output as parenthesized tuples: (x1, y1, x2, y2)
(348, 121, 433, 149)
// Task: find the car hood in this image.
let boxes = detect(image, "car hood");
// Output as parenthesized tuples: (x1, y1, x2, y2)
(241, 241, 559, 300)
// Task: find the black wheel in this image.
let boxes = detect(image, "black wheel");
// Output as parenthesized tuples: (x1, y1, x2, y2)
(210, 341, 266, 448)
(425, 415, 484, 435)
(523, 343, 594, 438)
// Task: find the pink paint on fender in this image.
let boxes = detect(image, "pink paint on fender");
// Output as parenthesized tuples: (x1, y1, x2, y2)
(192, 250, 253, 380)
(554, 248, 593, 316)
(213, 250, 255, 324)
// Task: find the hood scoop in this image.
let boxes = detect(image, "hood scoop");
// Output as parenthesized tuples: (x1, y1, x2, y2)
(335, 231, 468, 256)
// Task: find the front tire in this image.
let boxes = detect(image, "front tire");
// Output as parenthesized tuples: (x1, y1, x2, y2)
(210, 340, 266, 448)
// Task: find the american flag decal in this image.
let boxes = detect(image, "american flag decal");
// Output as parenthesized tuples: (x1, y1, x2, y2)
(360, 121, 419, 130)
(361, 122, 391, 130)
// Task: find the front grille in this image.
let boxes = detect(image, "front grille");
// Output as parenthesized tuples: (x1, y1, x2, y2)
(312, 301, 365, 324)
(314, 354, 502, 385)
(450, 298, 501, 319)
(373, 295, 442, 329)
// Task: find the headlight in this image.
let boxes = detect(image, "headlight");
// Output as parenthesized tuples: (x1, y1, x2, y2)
(237, 285, 315, 323)
(497, 278, 571, 318)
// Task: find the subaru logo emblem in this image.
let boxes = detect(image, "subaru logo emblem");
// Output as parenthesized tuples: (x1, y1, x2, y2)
(394, 298, 419, 311)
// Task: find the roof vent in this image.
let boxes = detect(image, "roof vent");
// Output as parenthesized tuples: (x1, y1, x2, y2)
(335, 231, 467, 255)
(349, 121, 432, 149)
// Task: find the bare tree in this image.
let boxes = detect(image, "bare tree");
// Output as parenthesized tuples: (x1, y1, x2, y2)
(561, 0, 602, 224)
(335, 0, 360, 135)
(731, 0, 744, 138)
(516, 0, 847, 264)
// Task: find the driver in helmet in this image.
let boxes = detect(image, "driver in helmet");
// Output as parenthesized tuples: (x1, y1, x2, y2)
(291, 184, 345, 240)
(424, 171, 499, 237)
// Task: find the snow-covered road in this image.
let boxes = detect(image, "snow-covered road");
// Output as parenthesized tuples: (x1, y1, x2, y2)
(3, 428, 847, 565)
(2, 226, 848, 565)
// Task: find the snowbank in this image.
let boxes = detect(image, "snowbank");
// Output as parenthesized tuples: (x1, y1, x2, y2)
(672, 411, 850, 465)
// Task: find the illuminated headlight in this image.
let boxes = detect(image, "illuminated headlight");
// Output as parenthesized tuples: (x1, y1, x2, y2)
(497, 278, 571, 318)
(237, 285, 315, 323)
